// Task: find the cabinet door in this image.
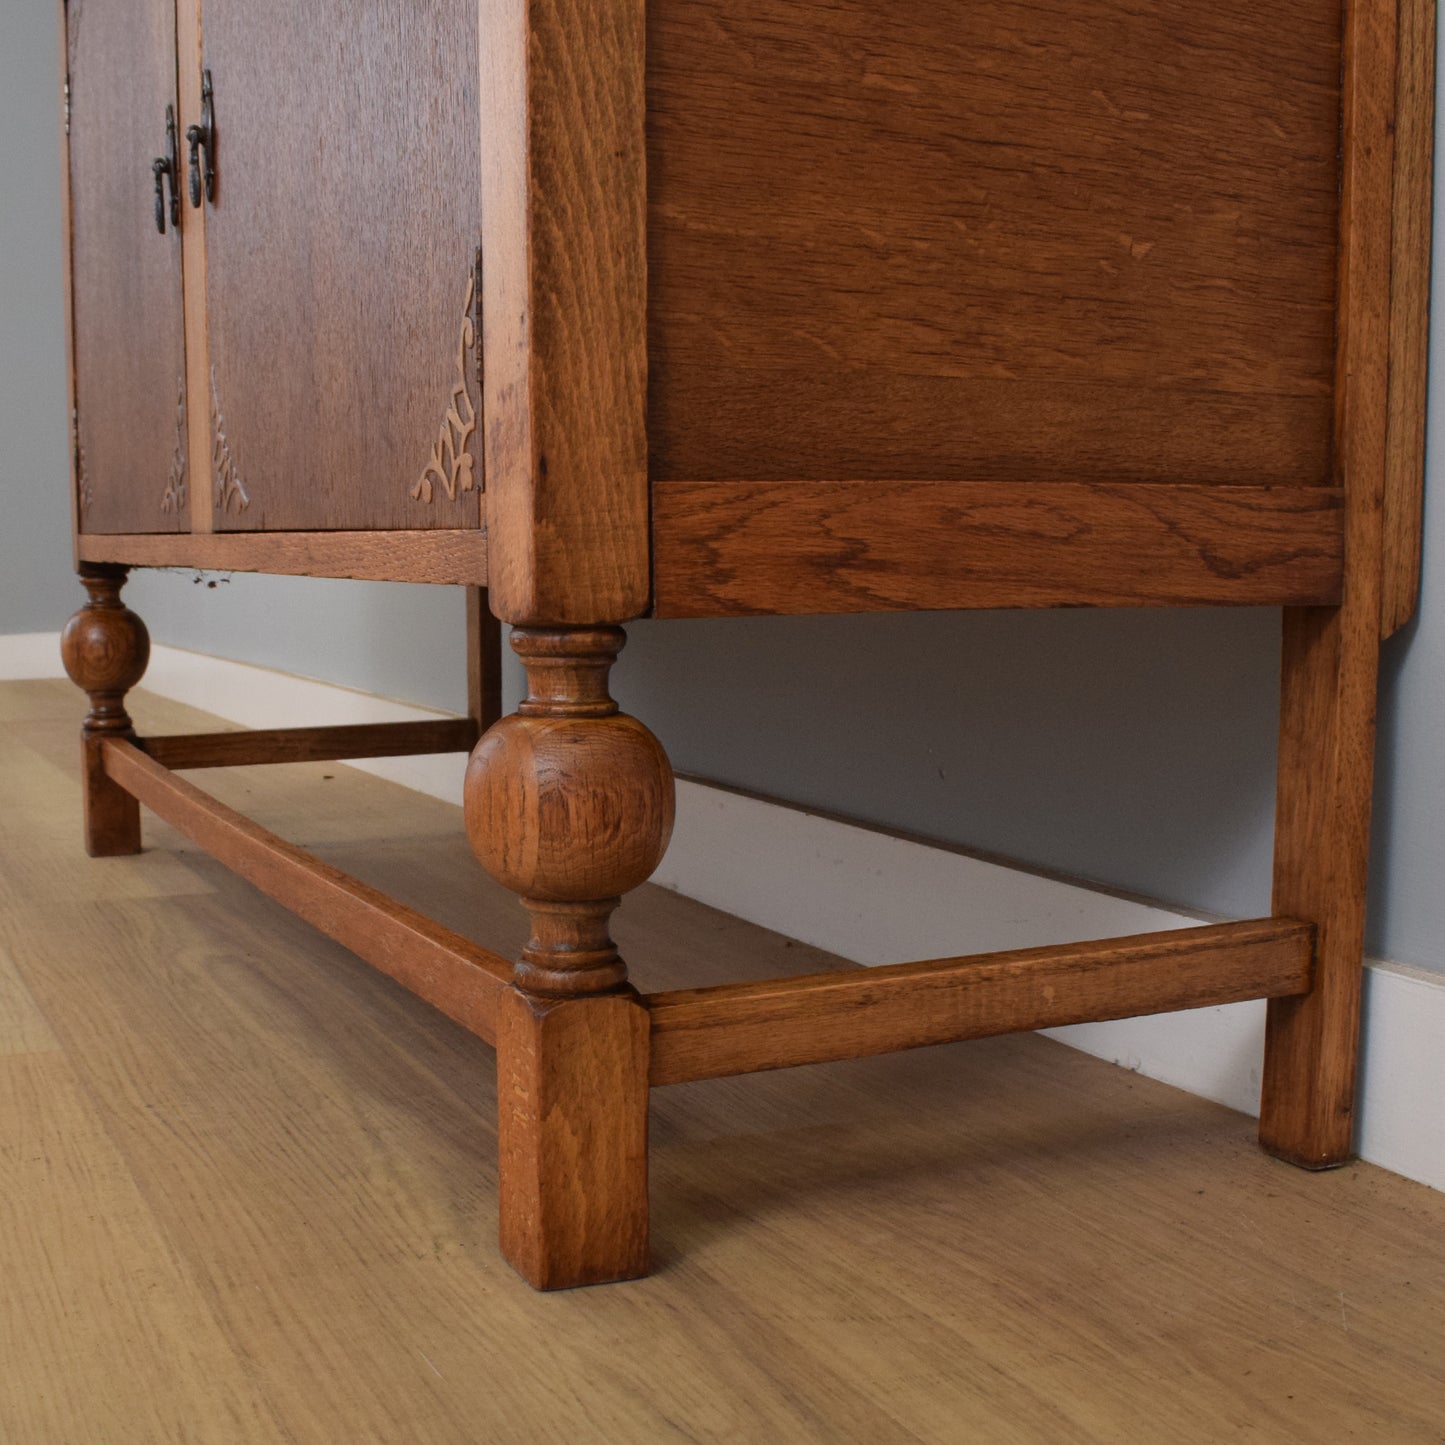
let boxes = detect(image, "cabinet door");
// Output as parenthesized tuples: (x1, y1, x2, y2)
(198, 0, 482, 532)
(67, 0, 189, 534)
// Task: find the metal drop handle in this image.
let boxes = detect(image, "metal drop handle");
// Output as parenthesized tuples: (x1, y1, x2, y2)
(151, 105, 180, 234)
(186, 70, 216, 208)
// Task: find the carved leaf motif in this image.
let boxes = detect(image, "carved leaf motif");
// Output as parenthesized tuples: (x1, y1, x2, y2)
(160, 376, 188, 514)
(210, 369, 251, 515)
(74, 410, 92, 514)
(412, 273, 479, 505)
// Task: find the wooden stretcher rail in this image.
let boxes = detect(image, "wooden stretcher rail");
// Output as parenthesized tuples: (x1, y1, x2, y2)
(100, 737, 512, 1044)
(648, 919, 1314, 1085)
(77, 529, 488, 585)
(139, 718, 479, 770)
(652, 480, 1346, 616)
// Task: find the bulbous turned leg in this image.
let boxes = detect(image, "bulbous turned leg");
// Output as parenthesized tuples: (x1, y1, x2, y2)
(465, 625, 674, 1289)
(60, 564, 150, 857)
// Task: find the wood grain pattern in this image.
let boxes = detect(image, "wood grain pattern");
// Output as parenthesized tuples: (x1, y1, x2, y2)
(1261, 0, 1398, 1168)
(60, 566, 150, 856)
(646, 0, 1340, 488)
(139, 718, 478, 771)
(76, 732, 142, 859)
(1263, 611, 1385, 1167)
(10, 680, 1445, 1439)
(100, 738, 511, 1044)
(0, 943, 58, 1058)
(480, 0, 650, 623)
(66, 0, 187, 534)
(653, 481, 1345, 616)
(77, 530, 488, 585)
(200, 0, 482, 532)
(1380, 0, 1437, 636)
(650, 919, 1313, 1085)
(0, 1051, 285, 1442)
(465, 628, 674, 997)
(177, 0, 213, 535)
(496, 987, 650, 1289)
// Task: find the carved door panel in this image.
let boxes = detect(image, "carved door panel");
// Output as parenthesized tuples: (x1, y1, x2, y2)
(67, 0, 189, 534)
(198, 0, 482, 532)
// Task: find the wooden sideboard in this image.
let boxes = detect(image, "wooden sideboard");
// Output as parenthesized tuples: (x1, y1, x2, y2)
(57, 0, 1434, 1288)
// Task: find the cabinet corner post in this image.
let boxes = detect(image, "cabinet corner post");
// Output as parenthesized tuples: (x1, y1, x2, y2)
(464, 623, 672, 1288)
(60, 563, 150, 856)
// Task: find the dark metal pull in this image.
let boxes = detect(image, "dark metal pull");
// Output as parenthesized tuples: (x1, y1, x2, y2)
(186, 70, 216, 208)
(151, 104, 180, 234)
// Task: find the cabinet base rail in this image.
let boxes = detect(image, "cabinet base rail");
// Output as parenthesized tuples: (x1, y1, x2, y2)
(100, 734, 1313, 1088)
(648, 920, 1314, 1085)
(95, 727, 1318, 1290)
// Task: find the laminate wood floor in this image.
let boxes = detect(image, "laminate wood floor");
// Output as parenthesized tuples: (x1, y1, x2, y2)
(3, 678, 1444, 1443)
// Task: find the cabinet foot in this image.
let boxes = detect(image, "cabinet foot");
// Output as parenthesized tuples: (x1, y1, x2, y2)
(496, 986, 650, 1289)
(1259, 606, 1378, 1170)
(60, 564, 150, 857)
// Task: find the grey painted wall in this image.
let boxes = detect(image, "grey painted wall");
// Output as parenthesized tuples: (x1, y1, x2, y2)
(123, 569, 471, 714)
(3, 5, 1440, 972)
(0, 0, 81, 634)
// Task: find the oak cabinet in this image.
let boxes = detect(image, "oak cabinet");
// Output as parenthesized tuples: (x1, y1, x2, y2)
(59, 0, 1433, 1289)
(67, 0, 482, 536)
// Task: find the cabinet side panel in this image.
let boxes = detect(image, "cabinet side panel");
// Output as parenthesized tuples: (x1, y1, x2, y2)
(646, 0, 1342, 488)
(200, 0, 482, 533)
(67, 0, 188, 535)
(57, 0, 78, 563)
(481, 0, 650, 625)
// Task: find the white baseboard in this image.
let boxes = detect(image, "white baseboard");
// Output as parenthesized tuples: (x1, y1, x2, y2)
(140, 643, 473, 807)
(9, 633, 1443, 1194)
(0, 632, 69, 680)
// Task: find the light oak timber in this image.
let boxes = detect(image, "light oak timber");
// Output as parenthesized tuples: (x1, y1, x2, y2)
(0, 943, 59, 1058)
(176, 0, 212, 536)
(652, 480, 1345, 617)
(138, 718, 478, 771)
(0, 1050, 286, 1442)
(77, 530, 488, 585)
(649, 919, 1314, 1086)
(496, 988, 651, 1290)
(466, 627, 671, 1287)
(1263, 608, 1384, 1169)
(9, 682, 1445, 1441)
(1380, 0, 1437, 636)
(1261, 0, 1397, 1167)
(646, 0, 1339, 490)
(99, 738, 511, 1045)
(464, 628, 675, 998)
(479, 0, 649, 623)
